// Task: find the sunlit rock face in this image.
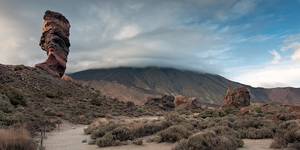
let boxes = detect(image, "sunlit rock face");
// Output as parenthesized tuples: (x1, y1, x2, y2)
(223, 87, 251, 108)
(35, 10, 70, 78)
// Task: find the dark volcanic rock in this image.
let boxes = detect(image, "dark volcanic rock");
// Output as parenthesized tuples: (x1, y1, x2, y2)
(223, 87, 251, 108)
(35, 10, 71, 78)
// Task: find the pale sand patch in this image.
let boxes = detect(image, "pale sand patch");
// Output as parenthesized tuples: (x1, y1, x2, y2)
(44, 121, 173, 150)
(239, 139, 275, 150)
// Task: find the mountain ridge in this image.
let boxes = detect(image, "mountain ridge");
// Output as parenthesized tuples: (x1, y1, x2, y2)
(69, 66, 300, 105)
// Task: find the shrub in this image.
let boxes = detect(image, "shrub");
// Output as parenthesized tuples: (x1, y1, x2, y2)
(276, 113, 296, 121)
(164, 112, 186, 125)
(233, 117, 276, 139)
(238, 127, 274, 139)
(173, 139, 189, 150)
(0, 128, 36, 150)
(173, 126, 243, 150)
(111, 126, 133, 141)
(133, 139, 143, 145)
(132, 120, 170, 138)
(91, 123, 118, 139)
(96, 133, 115, 147)
(271, 120, 300, 149)
(158, 125, 192, 142)
(5, 87, 26, 107)
(254, 107, 262, 113)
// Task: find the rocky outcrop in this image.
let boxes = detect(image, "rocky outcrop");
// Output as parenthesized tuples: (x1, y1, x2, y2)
(175, 95, 202, 109)
(223, 87, 251, 107)
(35, 10, 71, 78)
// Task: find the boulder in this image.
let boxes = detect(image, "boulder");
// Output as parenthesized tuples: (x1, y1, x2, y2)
(223, 87, 250, 108)
(35, 10, 71, 78)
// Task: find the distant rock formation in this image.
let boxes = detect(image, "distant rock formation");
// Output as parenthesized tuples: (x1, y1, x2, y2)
(223, 87, 251, 107)
(175, 95, 202, 109)
(35, 10, 70, 78)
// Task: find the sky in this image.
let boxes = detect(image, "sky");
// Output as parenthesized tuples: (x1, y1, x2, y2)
(0, 0, 300, 88)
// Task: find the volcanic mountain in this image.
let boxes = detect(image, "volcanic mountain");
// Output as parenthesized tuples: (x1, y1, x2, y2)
(70, 67, 300, 105)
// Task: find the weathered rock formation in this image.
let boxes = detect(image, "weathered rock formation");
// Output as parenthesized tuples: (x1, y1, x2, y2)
(223, 87, 251, 107)
(175, 95, 202, 109)
(35, 10, 70, 78)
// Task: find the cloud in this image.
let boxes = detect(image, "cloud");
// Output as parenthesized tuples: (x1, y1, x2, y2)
(228, 34, 300, 88)
(229, 63, 300, 88)
(0, 0, 259, 74)
(292, 49, 300, 61)
(270, 50, 282, 64)
(114, 25, 140, 40)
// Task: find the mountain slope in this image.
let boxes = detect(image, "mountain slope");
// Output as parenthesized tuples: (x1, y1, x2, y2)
(0, 64, 147, 132)
(70, 67, 300, 105)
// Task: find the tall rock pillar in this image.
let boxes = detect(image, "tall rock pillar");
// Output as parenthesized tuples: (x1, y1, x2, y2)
(35, 10, 70, 78)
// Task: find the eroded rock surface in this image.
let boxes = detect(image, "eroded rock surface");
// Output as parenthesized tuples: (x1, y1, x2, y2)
(223, 87, 251, 107)
(35, 10, 70, 78)
(175, 95, 202, 109)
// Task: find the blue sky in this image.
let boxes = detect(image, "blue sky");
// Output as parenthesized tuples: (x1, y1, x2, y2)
(0, 0, 300, 87)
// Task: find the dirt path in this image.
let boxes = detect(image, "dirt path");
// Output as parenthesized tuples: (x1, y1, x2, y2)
(44, 121, 173, 150)
(238, 139, 275, 150)
(44, 122, 275, 150)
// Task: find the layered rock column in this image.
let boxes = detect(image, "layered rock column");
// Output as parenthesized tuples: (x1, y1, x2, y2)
(35, 10, 70, 78)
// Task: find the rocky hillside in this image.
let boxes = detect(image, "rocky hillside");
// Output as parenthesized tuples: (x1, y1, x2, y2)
(70, 67, 300, 105)
(0, 64, 149, 132)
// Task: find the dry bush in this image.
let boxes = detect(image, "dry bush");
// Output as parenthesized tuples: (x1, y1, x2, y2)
(0, 128, 36, 150)
(238, 127, 274, 139)
(131, 120, 170, 138)
(96, 133, 116, 147)
(111, 126, 133, 141)
(271, 120, 300, 149)
(233, 117, 276, 139)
(173, 126, 243, 150)
(132, 139, 143, 145)
(91, 123, 118, 139)
(92, 118, 170, 147)
(275, 113, 296, 121)
(158, 125, 192, 142)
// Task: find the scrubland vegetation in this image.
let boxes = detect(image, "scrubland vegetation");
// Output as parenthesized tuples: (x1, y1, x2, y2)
(0, 127, 36, 150)
(84, 103, 300, 150)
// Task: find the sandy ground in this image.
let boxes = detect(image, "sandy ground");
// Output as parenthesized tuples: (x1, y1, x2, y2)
(44, 121, 173, 150)
(238, 139, 275, 150)
(44, 121, 275, 150)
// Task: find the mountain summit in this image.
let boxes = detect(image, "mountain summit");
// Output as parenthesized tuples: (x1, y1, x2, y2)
(70, 67, 300, 105)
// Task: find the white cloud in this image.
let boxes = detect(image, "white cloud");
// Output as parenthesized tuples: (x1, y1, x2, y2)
(270, 50, 282, 64)
(291, 48, 300, 61)
(229, 63, 300, 88)
(228, 34, 300, 88)
(114, 25, 140, 40)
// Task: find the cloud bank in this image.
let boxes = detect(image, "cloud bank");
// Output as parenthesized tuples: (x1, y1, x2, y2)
(0, 0, 258, 73)
(0, 0, 300, 87)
